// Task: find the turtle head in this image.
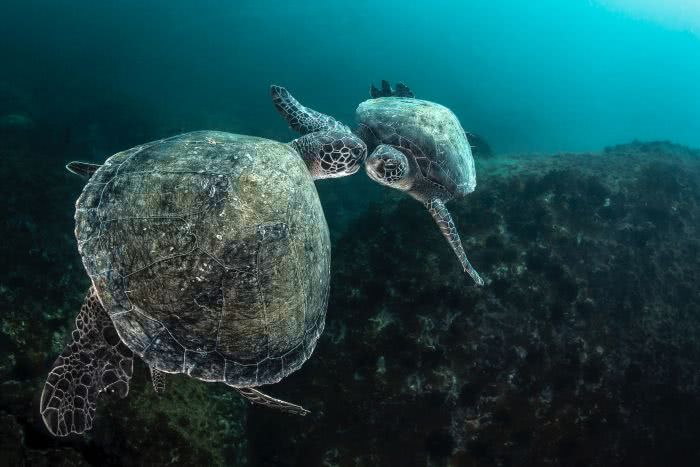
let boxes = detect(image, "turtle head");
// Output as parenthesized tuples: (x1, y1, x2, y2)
(291, 130, 367, 180)
(365, 145, 412, 191)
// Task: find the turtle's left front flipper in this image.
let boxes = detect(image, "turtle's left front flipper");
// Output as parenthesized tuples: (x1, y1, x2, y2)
(40, 288, 134, 437)
(425, 198, 484, 286)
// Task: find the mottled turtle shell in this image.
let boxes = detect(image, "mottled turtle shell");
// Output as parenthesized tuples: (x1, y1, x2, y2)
(356, 97, 476, 197)
(75, 131, 330, 387)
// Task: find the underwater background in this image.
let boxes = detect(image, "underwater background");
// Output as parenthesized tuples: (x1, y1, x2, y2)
(1, 0, 700, 465)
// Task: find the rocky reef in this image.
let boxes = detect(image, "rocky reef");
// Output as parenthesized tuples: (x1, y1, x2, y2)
(246, 140, 700, 466)
(1, 140, 699, 466)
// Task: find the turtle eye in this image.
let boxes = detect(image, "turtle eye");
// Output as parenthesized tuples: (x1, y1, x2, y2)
(384, 160, 397, 170)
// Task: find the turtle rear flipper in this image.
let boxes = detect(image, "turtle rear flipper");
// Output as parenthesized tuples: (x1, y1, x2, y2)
(395, 82, 414, 98)
(234, 387, 310, 416)
(369, 80, 415, 98)
(40, 288, 134, 437)
(380, 80, 393, 96)
(66, 161, 101, 178)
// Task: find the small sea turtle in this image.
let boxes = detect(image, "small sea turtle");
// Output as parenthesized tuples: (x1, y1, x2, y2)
(270, 82, 483, 285)
(41, 128, 366, 437)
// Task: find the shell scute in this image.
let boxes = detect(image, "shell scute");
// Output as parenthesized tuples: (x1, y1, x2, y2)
(75, 131, 330, 386)
(356, 98, 477, 196)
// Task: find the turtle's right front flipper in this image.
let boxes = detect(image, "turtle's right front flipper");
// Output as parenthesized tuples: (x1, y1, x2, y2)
(40, 288, 134, 437)
(270, 85, 352, 135)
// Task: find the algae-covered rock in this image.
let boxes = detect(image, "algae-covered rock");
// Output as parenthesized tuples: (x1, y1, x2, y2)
(246, 141, 700, 466)
(2, 141, 700, 466)
(93, 363, 248, 466)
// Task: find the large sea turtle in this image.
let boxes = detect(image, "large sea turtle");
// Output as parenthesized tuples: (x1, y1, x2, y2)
(41, 128, 366, 437)
(270, 82, 484, 285)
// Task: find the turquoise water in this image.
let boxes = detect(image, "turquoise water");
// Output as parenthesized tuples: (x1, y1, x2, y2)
(1, 1, 699, 154)
(1, 1, 700, 466)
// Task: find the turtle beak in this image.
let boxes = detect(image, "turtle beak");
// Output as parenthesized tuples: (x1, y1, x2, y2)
(346, 151, 364, 176)
(350, 138, 367, 168)
(364, 156, 383, 182)
(347, 161, 361, 175)
(341, 135, 367, 176)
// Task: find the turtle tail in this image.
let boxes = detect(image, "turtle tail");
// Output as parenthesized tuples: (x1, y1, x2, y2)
(40, 288, 133, 436)
(270, 85, 352, 135)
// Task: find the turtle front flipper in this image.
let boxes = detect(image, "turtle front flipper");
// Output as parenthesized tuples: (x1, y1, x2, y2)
(234, 387, 310, 416)
(40, 288, 134, 437)
(425, 198, 484, 286)
(270, 85, 352, 135)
